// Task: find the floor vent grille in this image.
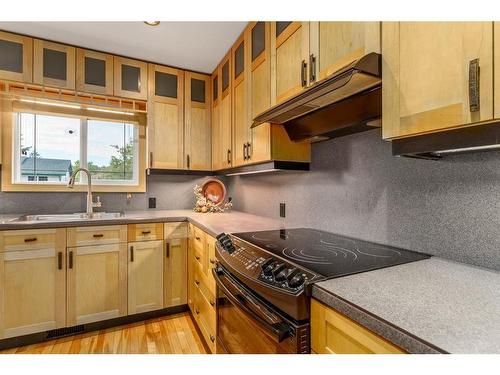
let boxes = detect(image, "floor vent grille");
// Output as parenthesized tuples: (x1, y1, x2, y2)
(46, 325, 85, 339)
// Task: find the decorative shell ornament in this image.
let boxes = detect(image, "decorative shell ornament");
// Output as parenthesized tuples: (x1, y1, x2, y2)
(193, 178, 232, 213)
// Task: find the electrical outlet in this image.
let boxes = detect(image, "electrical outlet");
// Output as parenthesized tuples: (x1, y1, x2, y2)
(279, 203, 286, 218)
(149, 197, 156, 209)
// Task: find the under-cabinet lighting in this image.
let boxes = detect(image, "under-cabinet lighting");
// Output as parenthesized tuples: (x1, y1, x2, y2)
(435, 144, 500, 156)
(19, 99, 81, 110)
(87, 107, 135, 116)
(225, 169, 279, 176)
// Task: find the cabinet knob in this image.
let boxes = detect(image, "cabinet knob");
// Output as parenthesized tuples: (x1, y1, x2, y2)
(195, 280, 200, 286)
(209, 300, 215, 307)
(209, 258, 216, 265)
(210, 335, 216, 343)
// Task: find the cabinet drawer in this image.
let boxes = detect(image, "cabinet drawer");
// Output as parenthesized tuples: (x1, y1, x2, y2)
(193, 282, 216, 353)
(192, 226, 206, 250)
(311, 299, 405, 354)
(127, 223, 163, 242)
(0, 228, 65, 252)
(193, 263, 216, 306)
(164, 222, 188, 239)
(67, 225, 127, 247)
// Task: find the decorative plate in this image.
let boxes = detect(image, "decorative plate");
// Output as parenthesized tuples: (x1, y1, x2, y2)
(201, 178, 227, 206)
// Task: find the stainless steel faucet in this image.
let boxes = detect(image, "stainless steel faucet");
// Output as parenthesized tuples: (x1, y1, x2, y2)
(67, 168, 102, 215)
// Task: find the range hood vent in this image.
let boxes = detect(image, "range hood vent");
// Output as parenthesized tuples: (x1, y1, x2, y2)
(392, 121, 500, 160)
(252, 52, 382, 142)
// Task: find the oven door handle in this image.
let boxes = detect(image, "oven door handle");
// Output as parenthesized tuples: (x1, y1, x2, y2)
(213, 267, 292, 343)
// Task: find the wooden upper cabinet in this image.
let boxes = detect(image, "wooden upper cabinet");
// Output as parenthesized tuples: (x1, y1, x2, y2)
(271, 22, 310, 104)
(211, 71, 223, 170)
(76, 49, 113, 95)
(494, 22, 500, 119)
(148, 64, 184, 169)
(113, 56, 148, 100)
(232, 31, 249, 167)
(249, 21, 272, 163)
(220, 52, 233, 169)
(310, 22, 380, 82)
(33, 39, 75, 89)
(0, 31, 33, 83)
(184, 71, 211, 170)
(382, 22, 493, 140)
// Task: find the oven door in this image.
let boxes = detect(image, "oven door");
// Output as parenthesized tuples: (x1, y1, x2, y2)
(213, 266, 302, 354)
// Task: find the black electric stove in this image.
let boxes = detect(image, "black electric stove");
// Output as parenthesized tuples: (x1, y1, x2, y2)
(232, 228, 430, 279)
(214, 228, 430, 324)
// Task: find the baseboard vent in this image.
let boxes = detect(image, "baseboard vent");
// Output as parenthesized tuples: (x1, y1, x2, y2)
(46, 325, 84, 339)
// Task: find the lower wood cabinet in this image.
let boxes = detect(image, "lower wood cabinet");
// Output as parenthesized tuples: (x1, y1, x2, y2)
(188, 224, 217, 353)
(164, 222, 188, 308)
(311, 299, 405, 354)
(128, 240, 164, 314)
(67, 242, 128, 326)
(0, 228, 66, 339)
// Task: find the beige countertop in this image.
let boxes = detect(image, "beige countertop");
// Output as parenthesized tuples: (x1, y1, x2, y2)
(0, 209, 287, 237)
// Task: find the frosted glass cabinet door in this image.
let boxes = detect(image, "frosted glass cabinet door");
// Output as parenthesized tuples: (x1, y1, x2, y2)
(113, 56, 148, 100)
(0, 31, 33, 83)
(76, 49, 113, 95)
(33, 39, 75, 89)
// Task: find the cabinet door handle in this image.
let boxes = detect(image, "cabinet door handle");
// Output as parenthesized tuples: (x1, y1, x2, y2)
(195, 255, 200, 261)
(195, 308, 200, 315)
(68, 251, 74, 269)
(186, 154, 191, 169)
(195, 280, 200, 286)
(24, 237, 37, 243)
(243, 143, 247, 160)
(309, 54, 316, 83)
(227, 149, 231, 165)
(469, 58, 480, 112)
(210, 334, 216, 343)
(57, 252, 63, 270)
(301, 60, 308, 87)
(165, 242, 170, 257)
(246, 142, 251, 160)
(209, 300, 215, 307)
(209, 258, 216, 265)
(150, 151, 154, 168)
(195, 236, 201, 241)
(130, 246, 134, 262)
(141, 230, 151, 235)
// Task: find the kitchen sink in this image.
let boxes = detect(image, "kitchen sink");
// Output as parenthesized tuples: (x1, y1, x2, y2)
(9, 212, 125, 223)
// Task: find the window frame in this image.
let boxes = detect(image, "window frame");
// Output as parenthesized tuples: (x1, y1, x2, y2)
(1, 99, 146, 193)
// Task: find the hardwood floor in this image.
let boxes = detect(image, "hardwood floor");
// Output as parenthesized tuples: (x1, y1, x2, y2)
(0, 313, 208, 354)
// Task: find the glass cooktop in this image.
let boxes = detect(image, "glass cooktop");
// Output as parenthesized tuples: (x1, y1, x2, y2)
(232, 228, 430, 278)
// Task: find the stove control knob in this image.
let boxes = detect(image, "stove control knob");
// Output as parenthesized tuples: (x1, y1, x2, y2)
(272, 263, 286, 278)
(288, 273, 305, 288)
(262, 258, 276, 276)
(274, 269, 288, 282)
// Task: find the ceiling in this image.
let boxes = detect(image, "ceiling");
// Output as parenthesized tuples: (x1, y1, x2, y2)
(0, 22, 248, 73)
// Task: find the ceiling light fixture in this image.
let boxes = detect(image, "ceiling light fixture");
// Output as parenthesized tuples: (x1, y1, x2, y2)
(144, 21, 160, 26)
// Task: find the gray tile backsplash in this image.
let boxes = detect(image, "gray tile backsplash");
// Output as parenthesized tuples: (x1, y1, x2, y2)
(226, 129, 500, 271)
(0, 174, 205, 214)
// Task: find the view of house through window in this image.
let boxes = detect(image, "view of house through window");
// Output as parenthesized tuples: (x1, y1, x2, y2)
(14, 112, 139, 185)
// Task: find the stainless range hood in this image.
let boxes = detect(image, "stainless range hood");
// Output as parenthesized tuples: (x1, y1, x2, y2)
(252, 52, 382, 142)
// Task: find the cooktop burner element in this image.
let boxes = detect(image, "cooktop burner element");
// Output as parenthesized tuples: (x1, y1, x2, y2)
(232, 228, 430, 278)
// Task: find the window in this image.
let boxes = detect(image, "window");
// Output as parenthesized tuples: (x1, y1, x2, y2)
(13, 112, 139, 186)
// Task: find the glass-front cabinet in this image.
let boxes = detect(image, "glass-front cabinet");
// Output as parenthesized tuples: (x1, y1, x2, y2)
(76, 49, 114, 95)
(0, 31, 33, 83)
(113, 56, 148, 100)
(33, 39, 76, 90)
